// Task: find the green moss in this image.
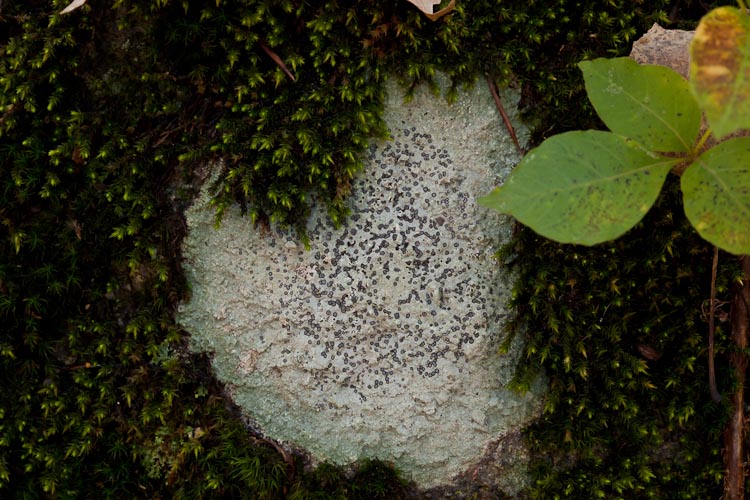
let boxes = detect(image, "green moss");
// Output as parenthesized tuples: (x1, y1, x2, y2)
(0, 0, 733, 498)
(288, 458, 411, 500)
(504, 179, 733, 499)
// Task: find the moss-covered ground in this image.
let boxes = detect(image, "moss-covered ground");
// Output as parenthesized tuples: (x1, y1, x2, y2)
(0, 0, 739, 498)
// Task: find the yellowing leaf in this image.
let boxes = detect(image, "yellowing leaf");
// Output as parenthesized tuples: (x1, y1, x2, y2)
(405, 0, 455, 21)
(690, 7, 750, 138)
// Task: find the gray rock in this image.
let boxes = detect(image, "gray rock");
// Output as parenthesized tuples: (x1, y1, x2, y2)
(177, 75, 544, 492)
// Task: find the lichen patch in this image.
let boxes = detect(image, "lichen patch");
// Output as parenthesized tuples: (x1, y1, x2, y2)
(177, 77, 543, 491)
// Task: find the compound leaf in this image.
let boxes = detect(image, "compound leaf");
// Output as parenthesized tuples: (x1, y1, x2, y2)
(682, 137, 750, 255)
(580, 57, 700, 153)
(690, 7, 750, 139)
(478, 130, 679, 246)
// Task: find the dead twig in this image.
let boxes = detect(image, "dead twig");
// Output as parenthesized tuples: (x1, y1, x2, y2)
(486, 75, 522, 154)
(257, 39, 296, 82)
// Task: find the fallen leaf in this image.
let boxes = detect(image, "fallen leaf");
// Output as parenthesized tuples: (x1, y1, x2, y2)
(637, 345, 662, 361)
(405, 0, 455, 21)
(60, 0, 86, 14)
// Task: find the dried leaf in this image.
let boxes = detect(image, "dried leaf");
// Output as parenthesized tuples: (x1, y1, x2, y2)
(637, 345, 662, 361)
(405, 0, 455, 21)
(60, 0, 86, 14)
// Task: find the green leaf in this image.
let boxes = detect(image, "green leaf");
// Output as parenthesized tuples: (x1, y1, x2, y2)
(690, 7, 750, 139)
(682, 137, 750, 255)
(580, 58, 700, 153)
(478, 131, 679, 246)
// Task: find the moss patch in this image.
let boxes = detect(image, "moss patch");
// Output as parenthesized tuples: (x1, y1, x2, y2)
(0, 0, 734, 497)
(504, 178, 734, 499)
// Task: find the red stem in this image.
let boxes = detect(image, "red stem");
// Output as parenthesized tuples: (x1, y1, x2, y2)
(486, 75, 522, 154)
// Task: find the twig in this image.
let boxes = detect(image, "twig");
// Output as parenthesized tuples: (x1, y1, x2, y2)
(486, 75, 522, 154)
(723, 255, 750, 500)
(709, 245, 722, 403)
(257, 39, 296, 82)
(62, 362, 94, 371)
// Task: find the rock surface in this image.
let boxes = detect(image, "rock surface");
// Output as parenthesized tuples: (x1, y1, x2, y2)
(630, 23, 694, 78)
(176, 76, 544, 491)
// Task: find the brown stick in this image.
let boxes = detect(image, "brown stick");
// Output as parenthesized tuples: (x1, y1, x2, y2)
(724, 255, 750, 500)
(486, 75, 522, 154)
(710, 246, 722, 403)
